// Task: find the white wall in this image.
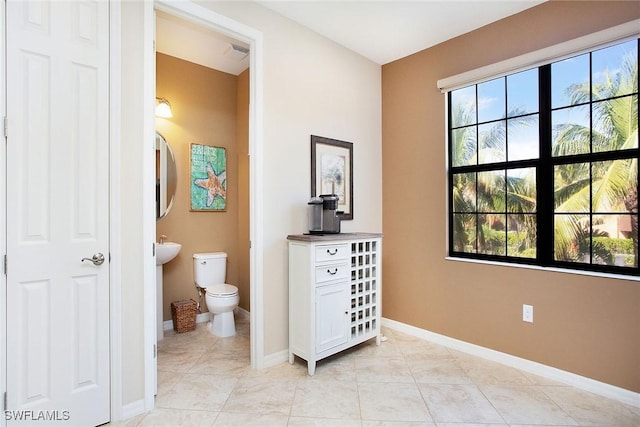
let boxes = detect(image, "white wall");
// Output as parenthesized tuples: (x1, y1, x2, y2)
(117, 0, 382, 405)
(196, 1, 382, 355)
(120, 1, 148, 406)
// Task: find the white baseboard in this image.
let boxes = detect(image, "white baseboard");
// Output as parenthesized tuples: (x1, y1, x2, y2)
(381, 317, 640, 409)
(236, 306, 250, 319)
(262, 349, 289, 369)
(163, 307, 250, 331)
(119, 398, 146, 422)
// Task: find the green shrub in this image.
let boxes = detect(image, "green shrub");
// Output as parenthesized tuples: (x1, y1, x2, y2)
(592, 237, 634, 255)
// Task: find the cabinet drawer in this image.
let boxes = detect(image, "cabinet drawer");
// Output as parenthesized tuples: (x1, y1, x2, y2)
(315, 244, 349, 263)
(315, 262, 349, 284)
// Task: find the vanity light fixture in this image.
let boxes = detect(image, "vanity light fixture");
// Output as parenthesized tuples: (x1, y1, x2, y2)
(155, 97, 173, 118)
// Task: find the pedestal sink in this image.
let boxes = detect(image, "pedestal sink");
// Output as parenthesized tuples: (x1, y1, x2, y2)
(156, 242, 181, 340)
(156, 242, 182, 265)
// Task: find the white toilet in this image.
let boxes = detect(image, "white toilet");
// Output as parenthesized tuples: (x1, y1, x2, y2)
(193, 252, 239, 337)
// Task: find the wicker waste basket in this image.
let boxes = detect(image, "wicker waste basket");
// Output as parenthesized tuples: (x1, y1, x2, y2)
(171, 299, 197, 333)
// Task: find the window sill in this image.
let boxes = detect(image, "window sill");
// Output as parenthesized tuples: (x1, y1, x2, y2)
(445, 256, 640, 283)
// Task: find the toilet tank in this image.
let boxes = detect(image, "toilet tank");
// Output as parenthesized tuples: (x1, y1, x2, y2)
(193, 252, 227, 287)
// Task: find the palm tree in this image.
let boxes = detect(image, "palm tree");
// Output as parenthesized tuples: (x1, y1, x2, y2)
(451, 106, 537, 255)
(553, 50, 638, 266)
(451, 44, 637, 266)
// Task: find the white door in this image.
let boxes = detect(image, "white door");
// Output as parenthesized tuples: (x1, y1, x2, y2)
(5, 1, 110, 425)
(316, 282, 350, 353)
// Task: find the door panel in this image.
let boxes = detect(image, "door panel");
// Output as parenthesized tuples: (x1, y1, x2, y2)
(315, 282, 349, 353)
(6, 1, 110, 425)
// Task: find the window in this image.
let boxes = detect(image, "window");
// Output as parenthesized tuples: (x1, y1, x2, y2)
(448, 38, 639, 275)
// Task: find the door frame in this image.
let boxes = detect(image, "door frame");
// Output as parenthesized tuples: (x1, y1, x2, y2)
(0, 0, 6, 424)
(109, 0, 124, 420)
(144, 0, 265, 404)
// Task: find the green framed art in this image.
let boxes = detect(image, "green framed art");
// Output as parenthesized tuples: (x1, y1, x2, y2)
(190, 143, 227, 211)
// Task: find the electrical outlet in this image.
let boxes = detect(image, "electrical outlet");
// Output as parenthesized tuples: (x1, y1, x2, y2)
(523, 304, 533, 323)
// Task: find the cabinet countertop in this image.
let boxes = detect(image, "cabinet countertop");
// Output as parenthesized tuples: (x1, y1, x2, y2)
(287, 232, 383, 242)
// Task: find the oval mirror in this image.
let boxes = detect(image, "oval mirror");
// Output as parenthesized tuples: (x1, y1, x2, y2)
(156, 131, 177, 220)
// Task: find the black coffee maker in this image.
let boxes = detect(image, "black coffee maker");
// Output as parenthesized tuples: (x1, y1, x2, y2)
(308, 194, 341, 234)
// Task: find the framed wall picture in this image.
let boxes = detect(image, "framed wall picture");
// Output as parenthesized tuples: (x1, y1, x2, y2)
(311, 135, 353, 220)
(190, 143, 227, 211)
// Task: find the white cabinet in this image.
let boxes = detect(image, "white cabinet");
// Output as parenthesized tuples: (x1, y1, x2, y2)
(287, 233, 382, 375)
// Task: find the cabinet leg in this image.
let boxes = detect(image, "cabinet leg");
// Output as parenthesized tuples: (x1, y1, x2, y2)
(376, 333, 381, 346)
(307, 361, 316, 376)
(288, 352, 294, 364)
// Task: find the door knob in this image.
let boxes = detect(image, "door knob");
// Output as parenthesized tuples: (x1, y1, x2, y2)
(81, 253, 105, 266)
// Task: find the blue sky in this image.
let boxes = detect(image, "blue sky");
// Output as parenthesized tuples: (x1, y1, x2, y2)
(451, 39, 638, 162)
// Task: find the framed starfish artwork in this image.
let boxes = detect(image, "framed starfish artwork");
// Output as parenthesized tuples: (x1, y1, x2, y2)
(190, 143, 227, 211)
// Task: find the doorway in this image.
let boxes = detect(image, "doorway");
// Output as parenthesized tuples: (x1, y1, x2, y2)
(148, 0, 264, 403)
(154, 10, 251, 340)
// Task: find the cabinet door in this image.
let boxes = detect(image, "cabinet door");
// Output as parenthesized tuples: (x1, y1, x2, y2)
(316, 282, 350, 353)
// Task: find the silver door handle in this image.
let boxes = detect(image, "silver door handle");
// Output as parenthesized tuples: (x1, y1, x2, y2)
(82, 253, 105, 266)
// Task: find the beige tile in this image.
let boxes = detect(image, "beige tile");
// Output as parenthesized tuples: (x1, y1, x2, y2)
(291, 379, 360, 419)
(211, 412, 288, 426)
(188, 349, 251, 377)
(362, 421, 435, 427)
(155, 373, 237, 411)
(407, 358, 472, 384)
(519, 370, 566, 386)
(107, 413, 146, 427)
(457, 358, 532, 385)
(210, 333, 250, 353)
(138, 408, 218, 426)
(356, 357, 414, 383)
(398, 341, 454, 361)
(289, 417, 362, 427)
(156, 370, 183, 396)
(359, 382, 433, 422)
(243, 360, 308, 380)
(508, 425, 579, 427)
(309, 358, 357, 382)
(353, 339, 402, 358)
(541, 385, 640, 426)
(157, 346, 206, 373)
(436, 424, 507, 427)
(143, 321, 639, 427)
(316, 345, 359, 364)
(479, 385, 578, 426)
(222, 377, 297, 415)
(417, 383, 503, 424)
(160, 324, 218, 350)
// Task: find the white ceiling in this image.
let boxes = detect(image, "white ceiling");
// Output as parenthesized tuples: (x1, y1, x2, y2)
(156, 10, 251, 75)
(259, 1, 546, 65)
(156, 1, 546, 73)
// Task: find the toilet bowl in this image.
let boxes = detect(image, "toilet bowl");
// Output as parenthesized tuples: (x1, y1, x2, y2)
(193, 252, 239, 337)
(205, 284, 239, 337)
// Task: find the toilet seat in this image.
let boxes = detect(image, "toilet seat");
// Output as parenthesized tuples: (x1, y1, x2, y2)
(206, 283, 238, 297)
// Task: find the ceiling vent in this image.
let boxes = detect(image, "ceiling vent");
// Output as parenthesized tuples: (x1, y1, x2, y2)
(224, 43, 249, 61)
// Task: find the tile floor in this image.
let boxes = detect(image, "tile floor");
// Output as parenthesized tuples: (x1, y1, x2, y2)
(114, 315, 640, 426)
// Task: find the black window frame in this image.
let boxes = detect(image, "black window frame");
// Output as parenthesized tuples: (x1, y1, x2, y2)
(447, 38, 640, 277)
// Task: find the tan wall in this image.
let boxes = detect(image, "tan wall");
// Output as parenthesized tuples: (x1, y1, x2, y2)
(156, 53, 249, 320)
(382, 1, 640, 393)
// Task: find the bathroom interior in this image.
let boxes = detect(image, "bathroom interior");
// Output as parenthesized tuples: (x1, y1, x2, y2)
(154, 10, 251, 344)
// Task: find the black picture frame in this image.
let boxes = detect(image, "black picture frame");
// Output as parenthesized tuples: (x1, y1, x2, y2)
(311, 135, 353, 220)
